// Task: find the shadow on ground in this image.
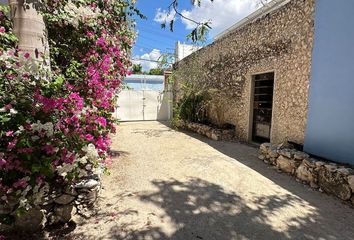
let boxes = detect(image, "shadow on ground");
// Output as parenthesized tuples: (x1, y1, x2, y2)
(105, 178, 326, 240)
(106, 123, 353, 240)
(5, 124, 353, 239)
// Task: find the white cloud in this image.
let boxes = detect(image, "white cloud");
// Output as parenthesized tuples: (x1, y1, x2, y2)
(154, 8, 176, 24)
(180, 0, 265, 37)
(133, 49, 161, 72)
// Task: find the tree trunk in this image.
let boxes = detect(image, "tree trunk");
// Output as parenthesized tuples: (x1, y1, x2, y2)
(8, 0, 48, 58)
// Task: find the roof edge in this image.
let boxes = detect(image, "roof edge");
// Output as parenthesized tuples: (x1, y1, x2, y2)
(214, 0, 291, 41)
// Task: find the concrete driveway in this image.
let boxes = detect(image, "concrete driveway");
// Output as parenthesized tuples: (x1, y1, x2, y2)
(67, 121, 354, 240)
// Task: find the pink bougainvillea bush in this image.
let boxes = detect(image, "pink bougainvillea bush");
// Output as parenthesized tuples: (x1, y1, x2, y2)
(0, 1, 137, 224)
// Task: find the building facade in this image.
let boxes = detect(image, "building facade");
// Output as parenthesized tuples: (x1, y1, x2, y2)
(173, 0, 354, 165)
(174, 0, 314, 144)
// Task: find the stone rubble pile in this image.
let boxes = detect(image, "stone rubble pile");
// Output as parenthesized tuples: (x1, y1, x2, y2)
(177, 120, 235, 141)
(0, 170, 102, 232)
(259, 143, 354, 205)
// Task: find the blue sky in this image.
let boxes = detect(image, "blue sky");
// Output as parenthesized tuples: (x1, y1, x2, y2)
(133, 0, 264, 71)
(0, 0, 264, 71)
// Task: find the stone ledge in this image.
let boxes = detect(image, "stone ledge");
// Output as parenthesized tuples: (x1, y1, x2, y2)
(176, 120, 235, 141)
(0, 171, 102, 233)
(259, 143, 354, 205)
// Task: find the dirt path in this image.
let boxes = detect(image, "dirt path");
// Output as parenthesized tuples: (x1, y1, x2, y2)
(66, 121, 354, 240)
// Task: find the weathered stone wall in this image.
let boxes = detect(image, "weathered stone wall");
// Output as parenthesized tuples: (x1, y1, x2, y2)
(173, 0, 315, 144)
(176, 120, 235, 141)
(259, 143, 354, 205)
(0, 172, 102, 233)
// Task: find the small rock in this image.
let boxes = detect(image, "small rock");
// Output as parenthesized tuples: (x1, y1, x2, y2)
(78, 194, 85, 199)
(296, 163, 316, 184)
(315, 161, 325, 168)
(276, 142, 293, 150)
(260, 143, 271, 154)
(211, 132, 220, 141)
(75, 179, 100, 189)
(15, 208, 46, 232)
(294, 151, 309, 160)
(276, 155, 298, 174)
(64, 186, 78, 196)
(84, 190, 98, 206)
(269, 157, 277, 165)
(278, 149, 294, 159)
(54, 205, 75, 223)
(347, 175, 354, 192)
(324, 164, 338, 172)
(268, 147, 279, 159)
(337, 168, 354, 176)
(318, 168, 352, 201)
(303, 158, 316, 168)
(77, 205, 94, 219)
(54, 194, 76, 205)
(258, 154, 266, 161)
(85, 164, 93, 171)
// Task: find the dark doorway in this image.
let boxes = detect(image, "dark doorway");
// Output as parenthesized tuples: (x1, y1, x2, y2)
(252, 72, 274, 143)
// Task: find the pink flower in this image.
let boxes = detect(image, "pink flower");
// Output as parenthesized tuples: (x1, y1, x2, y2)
(85, 134, 94, 141)
(7, 139, 17, 150)
(36, 176, 45, 185)
(6, 131, 13, 137)
(86, 31, 94, 37)
(95, 137, 107, 151)
(96, 37, 106, 47)
(0, 159, 7, 167)
(4, 104, 12, 110)
(17, 148, 33, 154)
(42, 144, 56, 155)
(96, 117, 107, 127)
(13, 179, 28, 189)
(0, 27, 5, 33)
(24, 52, 30, 59)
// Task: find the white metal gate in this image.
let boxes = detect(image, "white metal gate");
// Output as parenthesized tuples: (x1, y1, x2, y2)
(116, 90, 172, 121)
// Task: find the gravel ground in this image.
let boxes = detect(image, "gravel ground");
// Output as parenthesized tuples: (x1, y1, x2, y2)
(12, 121, 354, 240)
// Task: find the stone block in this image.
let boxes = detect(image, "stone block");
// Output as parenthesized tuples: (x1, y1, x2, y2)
(75, 179, 100, 189)
(303, 158, 316, 168)
(15, 208, 46, 232)
(294, 151, 309, 160)
(318, 167, 352, 201)
(296, 162, 316, 184)
(276, 155, 298, 174)
(54, 205, 75, 223)
(337, 168, 354, 176)
(278, 149, 294, 159)
(269, 157, 277, 165)
(347, 175, 354, 192)
(54, 194, 76, 205)
(211, 132, 221, 141)
(260, 143, 271, 154)
(269, 147, 279, 159)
